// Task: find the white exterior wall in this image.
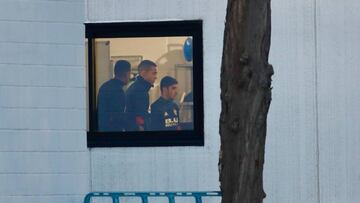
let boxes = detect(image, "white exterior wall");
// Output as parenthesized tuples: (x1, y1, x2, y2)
(86, 0, 227, 194)
(0, 0, 359, 202)
(0, 0, 88, 203)
(316, 1, 360, 202)
(265, 0, 360, 202)
(265, 0, 319, 201)
(86, 0, 360, 203)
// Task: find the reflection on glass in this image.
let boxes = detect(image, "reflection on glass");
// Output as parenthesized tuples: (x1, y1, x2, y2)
(94, 36, 193, 132)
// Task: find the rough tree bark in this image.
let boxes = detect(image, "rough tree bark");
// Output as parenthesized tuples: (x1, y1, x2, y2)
(219, 0, 273, 202)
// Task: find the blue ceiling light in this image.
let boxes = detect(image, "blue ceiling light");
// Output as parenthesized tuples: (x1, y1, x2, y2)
(183, 37, 193, 62)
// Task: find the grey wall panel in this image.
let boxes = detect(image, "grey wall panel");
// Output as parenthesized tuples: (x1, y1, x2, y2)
(0, 64, 84, 88)
(0, 195, 84, 203)
(264, 0, 318, 202)
(0, 130, 86, 151)
(0, 152, 88, 173)
(0, 109, 86, 130)
(0, 43, 83, 66)
(0, 174, 88, 195)
(0, 1, 84, 23)
(0, 86, 85, 109)
(91, 149, 219, 191)
(0, 21, 84, 45)
(316, 0, 360, 202)
(0, 0, 89, 202)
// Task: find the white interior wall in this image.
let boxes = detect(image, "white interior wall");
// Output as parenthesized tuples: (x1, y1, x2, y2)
(0, 0, 88, 203)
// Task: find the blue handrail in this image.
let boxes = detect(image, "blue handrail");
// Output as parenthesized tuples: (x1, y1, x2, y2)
(84, 191, 222, 203)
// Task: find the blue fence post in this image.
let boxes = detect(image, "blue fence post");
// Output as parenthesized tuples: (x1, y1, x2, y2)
(83, 193, 92, 203)
(167, 194, 175, 203)
(112, 195, 119, 203)
(194, 195, 202, 203)
(141, 194, 148, 203)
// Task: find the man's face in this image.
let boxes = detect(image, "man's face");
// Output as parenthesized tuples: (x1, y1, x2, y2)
(141, 66, 157, 85)
(164, 84, 178, 100)
(122, 71, 131, 84)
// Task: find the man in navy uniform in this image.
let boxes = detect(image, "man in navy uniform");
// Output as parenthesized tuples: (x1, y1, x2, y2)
(125, 60, 157, 131)
(97, 60, 131, 131)
(151, 76, 180, 131)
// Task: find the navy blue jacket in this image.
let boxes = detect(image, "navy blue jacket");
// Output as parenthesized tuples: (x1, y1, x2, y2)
(97, 79, 126, 131)
(151, 97, 180, 131)
(125, 76, 152, 131)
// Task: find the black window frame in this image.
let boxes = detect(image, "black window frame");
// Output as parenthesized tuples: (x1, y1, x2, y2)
(86, 20, 204, 147)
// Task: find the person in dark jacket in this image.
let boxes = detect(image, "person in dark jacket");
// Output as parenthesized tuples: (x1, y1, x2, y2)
(97, 60, 131, 132)
(125, 60, 157, 131)
(151, 76, 180, 131)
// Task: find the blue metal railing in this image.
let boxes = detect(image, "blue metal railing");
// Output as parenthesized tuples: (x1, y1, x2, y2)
(84, 191, 222, 203)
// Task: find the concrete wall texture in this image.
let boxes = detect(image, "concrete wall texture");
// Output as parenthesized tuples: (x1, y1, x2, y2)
(0, 0, 359, 202)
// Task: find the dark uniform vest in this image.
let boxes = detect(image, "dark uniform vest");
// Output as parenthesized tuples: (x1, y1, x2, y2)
(125, 76, 152, 131)
(97, 79, 126, 131)
(150, 97, 180, 131)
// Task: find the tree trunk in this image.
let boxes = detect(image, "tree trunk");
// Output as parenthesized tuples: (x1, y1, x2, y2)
(219, 0, 273, 202)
